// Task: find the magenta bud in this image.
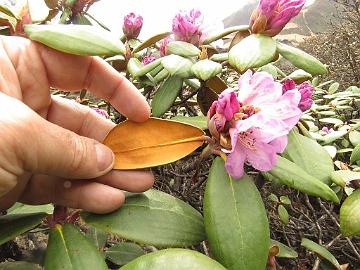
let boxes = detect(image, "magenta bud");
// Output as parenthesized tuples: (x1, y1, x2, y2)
(172, 9, 204, 46)
(298, 81, 314, 111)
(123, 12, 143, 40)
(142, 56, 156, 65)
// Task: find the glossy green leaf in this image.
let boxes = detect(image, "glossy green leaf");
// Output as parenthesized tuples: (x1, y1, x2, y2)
(301, 238, 340, 269)
(166, 41, 201, 57)
(191, 59, 222, 81)
(323, 130, 348, 145)
(151, 76, 183, 117)
(229, 34, 276, 72)
(7, 203, 53, 215)
(25, 24, 125, 56)
(202, 25, 249, 45)
(276, 42, 327, 75)
(204, 157, 269, 270)
(283, 130, 334, 185)
(133, 31, 171, 53)
(277, 205, 289, 224)
(81, 189, 205, 247)
(184, 78, 201, 89)
(153, 68, 170, 84)
(45, 223, 107, 270)
(120, 249, 226, 270)
(86, 227, 107, 250)
(0, 213, 47, 245)
(340, 189, 360, 237)
(162, 55, 193, 78)
(171, 115, 208, 130)
(350, 144, 360, 163)
(270, 156, 339, 203)
(105, 242, 145, 266)
(324, 145, 337, 159)
(349, 130, 360, 147)
(270, 240, 298, 258)
(0, 262, 42, 270)
(330, 170, 360, 188)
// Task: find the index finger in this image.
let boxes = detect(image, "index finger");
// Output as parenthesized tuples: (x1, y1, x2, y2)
(36, 42, 150, 122)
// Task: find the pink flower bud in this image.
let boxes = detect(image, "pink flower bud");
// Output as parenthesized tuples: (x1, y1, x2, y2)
(283, 79, 313, 111)
(142, 56, 156, 65)
(250, 0, 305, 37)
(172, 9, 204, 46)
(297, 81, 314, 111)
(122, 12, 143, 40)
(159, 36, 173, 57)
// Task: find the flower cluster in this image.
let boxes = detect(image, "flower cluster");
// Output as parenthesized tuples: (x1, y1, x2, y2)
(122, 12, 143, 40)
(142, 55, 157, 65)
(208, 71, 305, 178)
(250, 0, 305, 37)
(172, 9, 204, 46)
(283, 79, 314, 111)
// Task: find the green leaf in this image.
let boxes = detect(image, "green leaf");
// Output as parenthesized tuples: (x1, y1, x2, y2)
(191, 59, 222, 81)
(229, 34, 276, 72)
(349, 130, 360, 147)
(171, 115, 208, 130)
(287, 69, 312, 84)
(73, 14, 92, 25)
(133, 31, 171, 53)
(276, 42, 327, 75)
(270, 156, 339, 203)
(105, 242, 145, 266)
(45, 223, 107, 270)
(257, 64, 278, 78)
(7, 203, 54, 215)
(25, 24, 125, 56)
(86, 227, 107, 250)
(204, 157, 269, 270)
(340, 189, 360, 237)
(283, 130, 334, 185)
(134, 58, 162, 78)
(209, 53, 228, 62)
(151, 76, 183, 117)
(202, 25, 249, 45)
(270, 240, 298, 258)
(0, 213, 47, 245)
(120, 249, 227, 270)
(328, 82, 340, 94)
(330, 170, 360, 188)
(81, 189, 205, 248)
(153, 68, 170, 84)
(301, 238, 340, 270)
(319, 118, 344, 126)
(0, 4, 17, 19)
(280, 196, 291, 206)
(277, 205, 289, 224)
(350, 144, 360, 163)
(127, 58, 143, 77)
(0, 262, 42, 270)
(166, 41, 201, 57)
(323, 130, 348, 145)
(162, 55, 193, 78)
(268, 193, 279, 203)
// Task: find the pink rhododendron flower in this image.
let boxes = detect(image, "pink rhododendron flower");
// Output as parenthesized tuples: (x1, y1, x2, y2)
(142, 56, 156, 65)
(94, 108, 109, 119)
(283, 79, 314, 111)
(250, 0, 305, 37)
(172, 9, 204, 46)
(122, 12, 143, 39)
(208, 70, 302, 178)
(159, 36, 173, 56)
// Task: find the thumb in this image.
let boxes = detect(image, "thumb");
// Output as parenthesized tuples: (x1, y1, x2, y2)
(27, 119, 115, 179)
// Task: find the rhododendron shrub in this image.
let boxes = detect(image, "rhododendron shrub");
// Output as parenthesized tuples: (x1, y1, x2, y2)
(1, 0, 357, 270)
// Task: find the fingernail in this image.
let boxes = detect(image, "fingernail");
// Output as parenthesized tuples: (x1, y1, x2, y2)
(95, 143, 114, 172)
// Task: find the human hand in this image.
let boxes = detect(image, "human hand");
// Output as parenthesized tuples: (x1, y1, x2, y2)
(0, 36, 154, 214)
